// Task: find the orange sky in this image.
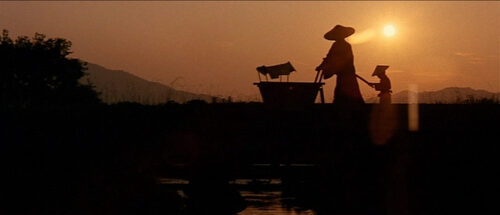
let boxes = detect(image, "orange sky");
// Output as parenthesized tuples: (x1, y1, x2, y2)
(1, 1, 499, 101)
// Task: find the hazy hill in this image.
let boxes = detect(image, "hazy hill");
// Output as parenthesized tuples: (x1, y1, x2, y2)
(80, 64, 498, 105)
(81, 63, 216, 104)
(366, 87, 500, 104)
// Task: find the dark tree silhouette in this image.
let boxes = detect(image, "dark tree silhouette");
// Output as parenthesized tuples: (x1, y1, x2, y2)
(0, 29, 100, 107)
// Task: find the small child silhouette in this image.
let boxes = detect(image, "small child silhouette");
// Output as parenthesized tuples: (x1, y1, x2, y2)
(369, 65, 392, 105)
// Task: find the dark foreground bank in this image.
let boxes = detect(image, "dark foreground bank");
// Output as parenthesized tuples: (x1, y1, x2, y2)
(1, 103, 497, 214)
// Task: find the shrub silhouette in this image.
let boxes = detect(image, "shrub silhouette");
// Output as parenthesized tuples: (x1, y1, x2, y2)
(0, 29, 100, 107)
(460, 95, 499, 104)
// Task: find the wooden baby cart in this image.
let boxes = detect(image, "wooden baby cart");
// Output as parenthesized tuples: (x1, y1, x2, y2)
(254, 62, 325, 105)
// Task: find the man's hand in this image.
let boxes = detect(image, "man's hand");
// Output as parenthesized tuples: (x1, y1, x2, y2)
(315, 66, 322, 72)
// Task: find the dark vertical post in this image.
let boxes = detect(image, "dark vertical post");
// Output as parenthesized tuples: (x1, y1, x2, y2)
(314, 70, 320, 83)
(319, 88, 325, 104)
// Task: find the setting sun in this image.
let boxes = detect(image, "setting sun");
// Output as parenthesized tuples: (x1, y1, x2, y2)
(383, 24, 396, 37)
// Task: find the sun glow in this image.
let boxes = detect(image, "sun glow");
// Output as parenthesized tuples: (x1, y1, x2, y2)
(383, 24, 396, 37)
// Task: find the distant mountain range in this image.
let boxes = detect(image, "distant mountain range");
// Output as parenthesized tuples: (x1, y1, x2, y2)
(81, 63, 498, 104)
(81, 63, 216, 104)
(366, 87, 500, 104)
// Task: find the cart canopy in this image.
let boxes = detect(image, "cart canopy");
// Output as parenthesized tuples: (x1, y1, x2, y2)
(256, 62, 296, 79)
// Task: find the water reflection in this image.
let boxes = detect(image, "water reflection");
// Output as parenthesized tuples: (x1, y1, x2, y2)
(160, 178, 317, 215)
(239, 190, 316, 215)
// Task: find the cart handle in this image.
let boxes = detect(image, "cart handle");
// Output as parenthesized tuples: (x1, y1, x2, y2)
(314, 69, 323, 83)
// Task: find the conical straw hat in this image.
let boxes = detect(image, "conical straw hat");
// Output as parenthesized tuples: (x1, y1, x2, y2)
(324, 25, 355, 41)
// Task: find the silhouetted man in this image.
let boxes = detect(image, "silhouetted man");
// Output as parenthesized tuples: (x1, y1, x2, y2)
(316, 25, 364, 104)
